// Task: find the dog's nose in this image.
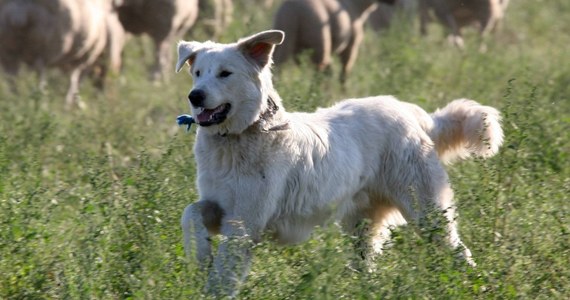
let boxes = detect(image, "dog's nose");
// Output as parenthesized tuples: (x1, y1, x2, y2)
(188, 89, 206, 107)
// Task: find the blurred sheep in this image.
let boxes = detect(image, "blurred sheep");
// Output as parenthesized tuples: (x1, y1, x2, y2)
(419, 0, 510, 48)
(272, 0, 396, 83)
(90, 6, 126, 90)
(197, 0, 233, 38)
(259, 0, 275, 8)
(367, 0, 417, 32)
(0, 0, 125, 107)
(114, 0, 199, 81)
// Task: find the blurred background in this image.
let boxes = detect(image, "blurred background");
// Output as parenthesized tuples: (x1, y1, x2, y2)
(0, 0, 568, 298)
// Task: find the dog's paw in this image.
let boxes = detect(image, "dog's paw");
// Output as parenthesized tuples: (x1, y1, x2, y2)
(176, 114, 195, 131)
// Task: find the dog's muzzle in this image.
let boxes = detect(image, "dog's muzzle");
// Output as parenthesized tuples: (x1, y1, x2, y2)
(194, 103, 232, 126)
(187, 89, 231, 127)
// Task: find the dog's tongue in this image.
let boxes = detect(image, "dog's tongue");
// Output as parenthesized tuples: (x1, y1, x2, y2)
(197, 109, 215, 123)
(196, 105, 225, 124)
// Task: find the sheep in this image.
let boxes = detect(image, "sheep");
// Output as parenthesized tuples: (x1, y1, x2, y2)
(82, 2, 126, 91)
(197, 0, 233, 38)
(0, 0, 124, 107)
(114, 0, 199, 81)
(272, 0, 396, 83)
(94, 6, 126, 89)
(367, 0, 417, 32)
(419, 0, 510, 48)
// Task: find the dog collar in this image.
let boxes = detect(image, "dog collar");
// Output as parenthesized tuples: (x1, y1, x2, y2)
(255, 96, 290, 132)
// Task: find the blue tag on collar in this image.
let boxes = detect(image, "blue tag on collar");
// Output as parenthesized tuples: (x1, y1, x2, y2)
(176, 114, 195, 132)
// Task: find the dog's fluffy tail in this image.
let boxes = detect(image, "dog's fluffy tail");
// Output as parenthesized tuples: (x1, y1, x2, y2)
(429, 99, 504, 164)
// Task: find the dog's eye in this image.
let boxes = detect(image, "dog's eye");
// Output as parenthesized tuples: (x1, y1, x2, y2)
(219, 70, 232, 78)
(195, 70, 201, 77)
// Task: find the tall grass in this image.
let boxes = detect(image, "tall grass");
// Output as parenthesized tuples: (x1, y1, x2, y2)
(1, 0, 568, 298)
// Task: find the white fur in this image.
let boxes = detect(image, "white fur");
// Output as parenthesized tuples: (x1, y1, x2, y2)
(177, 30, 503, 297)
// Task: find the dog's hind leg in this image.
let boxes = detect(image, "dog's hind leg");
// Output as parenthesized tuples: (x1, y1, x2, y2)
(341, 213, 374, 272)
(181, 200, 224, 269)
(341, 193, 393, 271)
(343, 201, 407, 272)
(390, 153, 476, 266)
(370, 203, 407, 257)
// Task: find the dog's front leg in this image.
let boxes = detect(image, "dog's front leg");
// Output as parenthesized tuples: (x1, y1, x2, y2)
(181, 201, 218, 269)
(203, 176, 276, 297)
(206, 217, 256, 298)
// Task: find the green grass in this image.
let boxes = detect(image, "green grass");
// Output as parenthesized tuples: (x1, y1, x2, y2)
(1, 0, 569, 298)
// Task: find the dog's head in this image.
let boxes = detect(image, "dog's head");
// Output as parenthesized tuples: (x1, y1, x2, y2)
(176, 30, 285, 136)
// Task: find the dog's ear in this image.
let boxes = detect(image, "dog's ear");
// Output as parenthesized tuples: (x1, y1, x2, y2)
(176, 41, 203, 73)
(237, 30, 285, 68)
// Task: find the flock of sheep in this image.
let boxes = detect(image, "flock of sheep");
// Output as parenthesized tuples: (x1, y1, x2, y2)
(0, 0, 510, 107)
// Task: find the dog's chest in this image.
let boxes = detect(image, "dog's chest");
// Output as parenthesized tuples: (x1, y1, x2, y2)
(195, 134, 269, 172)
(269, 208, 334, 245)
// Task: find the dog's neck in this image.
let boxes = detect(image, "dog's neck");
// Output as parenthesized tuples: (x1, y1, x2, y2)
(213, 94, 289, 138)
(249, 95, 290, 133)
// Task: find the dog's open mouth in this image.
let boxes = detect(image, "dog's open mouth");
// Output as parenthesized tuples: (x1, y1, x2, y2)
(195, 103, 231, 126)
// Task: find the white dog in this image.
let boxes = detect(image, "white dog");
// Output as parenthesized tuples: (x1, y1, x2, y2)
(177, 30, 503, 297)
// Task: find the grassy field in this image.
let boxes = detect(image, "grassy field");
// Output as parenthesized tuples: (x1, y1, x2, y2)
(1, 0, 569, 298)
